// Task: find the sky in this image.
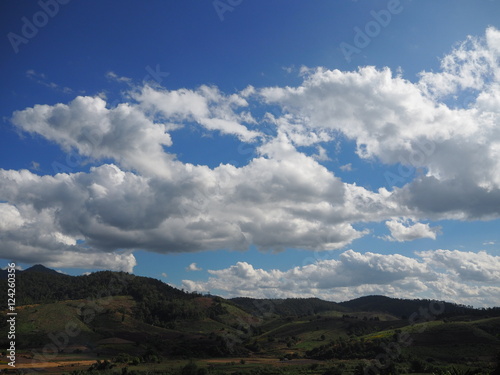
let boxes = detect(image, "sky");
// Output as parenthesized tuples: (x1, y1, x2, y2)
(1, 0, 500, 307)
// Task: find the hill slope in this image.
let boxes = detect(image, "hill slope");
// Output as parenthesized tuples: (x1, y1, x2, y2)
(230, 297, 349, 317)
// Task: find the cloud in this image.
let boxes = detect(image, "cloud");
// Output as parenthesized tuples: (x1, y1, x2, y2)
(260, 27, 500, 220)
(340, 163, 352, 172)
(26, 69, 74, 94)
(186, 263, 202, 271)
(182, 249, 500, 307)
(11, 96, 175, 179)
(312, 146, 331, 161)
(4, 27, 500, 277)
(161, 272, 168, 278)
(0, 203, 24, 231)
(30, 161, 40, 171)
(417, 249, 500, 283)
(384, 219, 440, 242)
(394, 176, 500, 220)
(105, 71, 132, 83)
(2, 264, 23, 271)
(0, 151, 378, 269)
(133, 84, 261, 142)
(183, 249, 431, 297)
(418, 27, 500, 98)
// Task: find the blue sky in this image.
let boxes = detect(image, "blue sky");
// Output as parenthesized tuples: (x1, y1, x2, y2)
(1, 0, 500, 307)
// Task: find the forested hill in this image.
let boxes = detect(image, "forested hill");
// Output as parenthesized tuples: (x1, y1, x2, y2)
(0, 263, 62, 278)
(230, 297, 349, 317)
(338, 295, 500, 318)
(0, 265, 191, 308)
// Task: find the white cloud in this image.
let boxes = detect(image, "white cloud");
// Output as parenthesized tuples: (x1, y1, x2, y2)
(339, 163, 352, 172)
(0, 203, 24, 231)
(11, 96, 175, 179)
(418, 249, 500, 283)
(161, 272, 168, 278)
(26, 69, 74, 94)
(2, 264, 23, 271)
(312, 145, 331, 161)
(418, 26, 500, 98)
(183, 249, 431, 297)
(260, 27, 500, 220)
(133, 84, 260, 142)
(424, 275, 500, 308)
(4, 27, 500, 280)
(182, 249, 499, 306)
(384, 219, 440, 242)
(105, 71, 132, 83)
(186, 263, 202, 271)
(0, 149, 381, 268)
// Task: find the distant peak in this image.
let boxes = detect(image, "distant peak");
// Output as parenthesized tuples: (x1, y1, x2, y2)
(23, 264, 62, 275)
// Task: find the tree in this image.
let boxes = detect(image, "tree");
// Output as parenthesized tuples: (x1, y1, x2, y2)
(181, 360, 198, 375)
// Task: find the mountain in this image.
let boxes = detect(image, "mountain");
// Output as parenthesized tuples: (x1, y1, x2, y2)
(23, 264, 64, 275)
(0, 263, 63, 279)
(0, 267, 190, 308)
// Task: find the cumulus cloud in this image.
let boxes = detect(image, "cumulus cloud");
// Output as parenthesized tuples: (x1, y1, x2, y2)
(417, 249, 500, 283)
(394, 176, 500, 220)
(182, 250, 431, 297)
(11, 96, 175, 178)
(182, 249, 499, 306)
(3, 27, 500, 283)
(0, 203, 24, 231)
(0, 193, 136, 272)
(133, 84, 260, 142)
(418, 26, 500, 98)
(384, 219, 440, 242)
(0, 151, 381, 267)
(259, 27, 500, 220)
(186, 263, 202, 271)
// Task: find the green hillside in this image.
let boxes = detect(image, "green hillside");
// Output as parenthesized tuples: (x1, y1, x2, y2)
(1, 266, 500, 374)
(230, 297, 349, 317)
